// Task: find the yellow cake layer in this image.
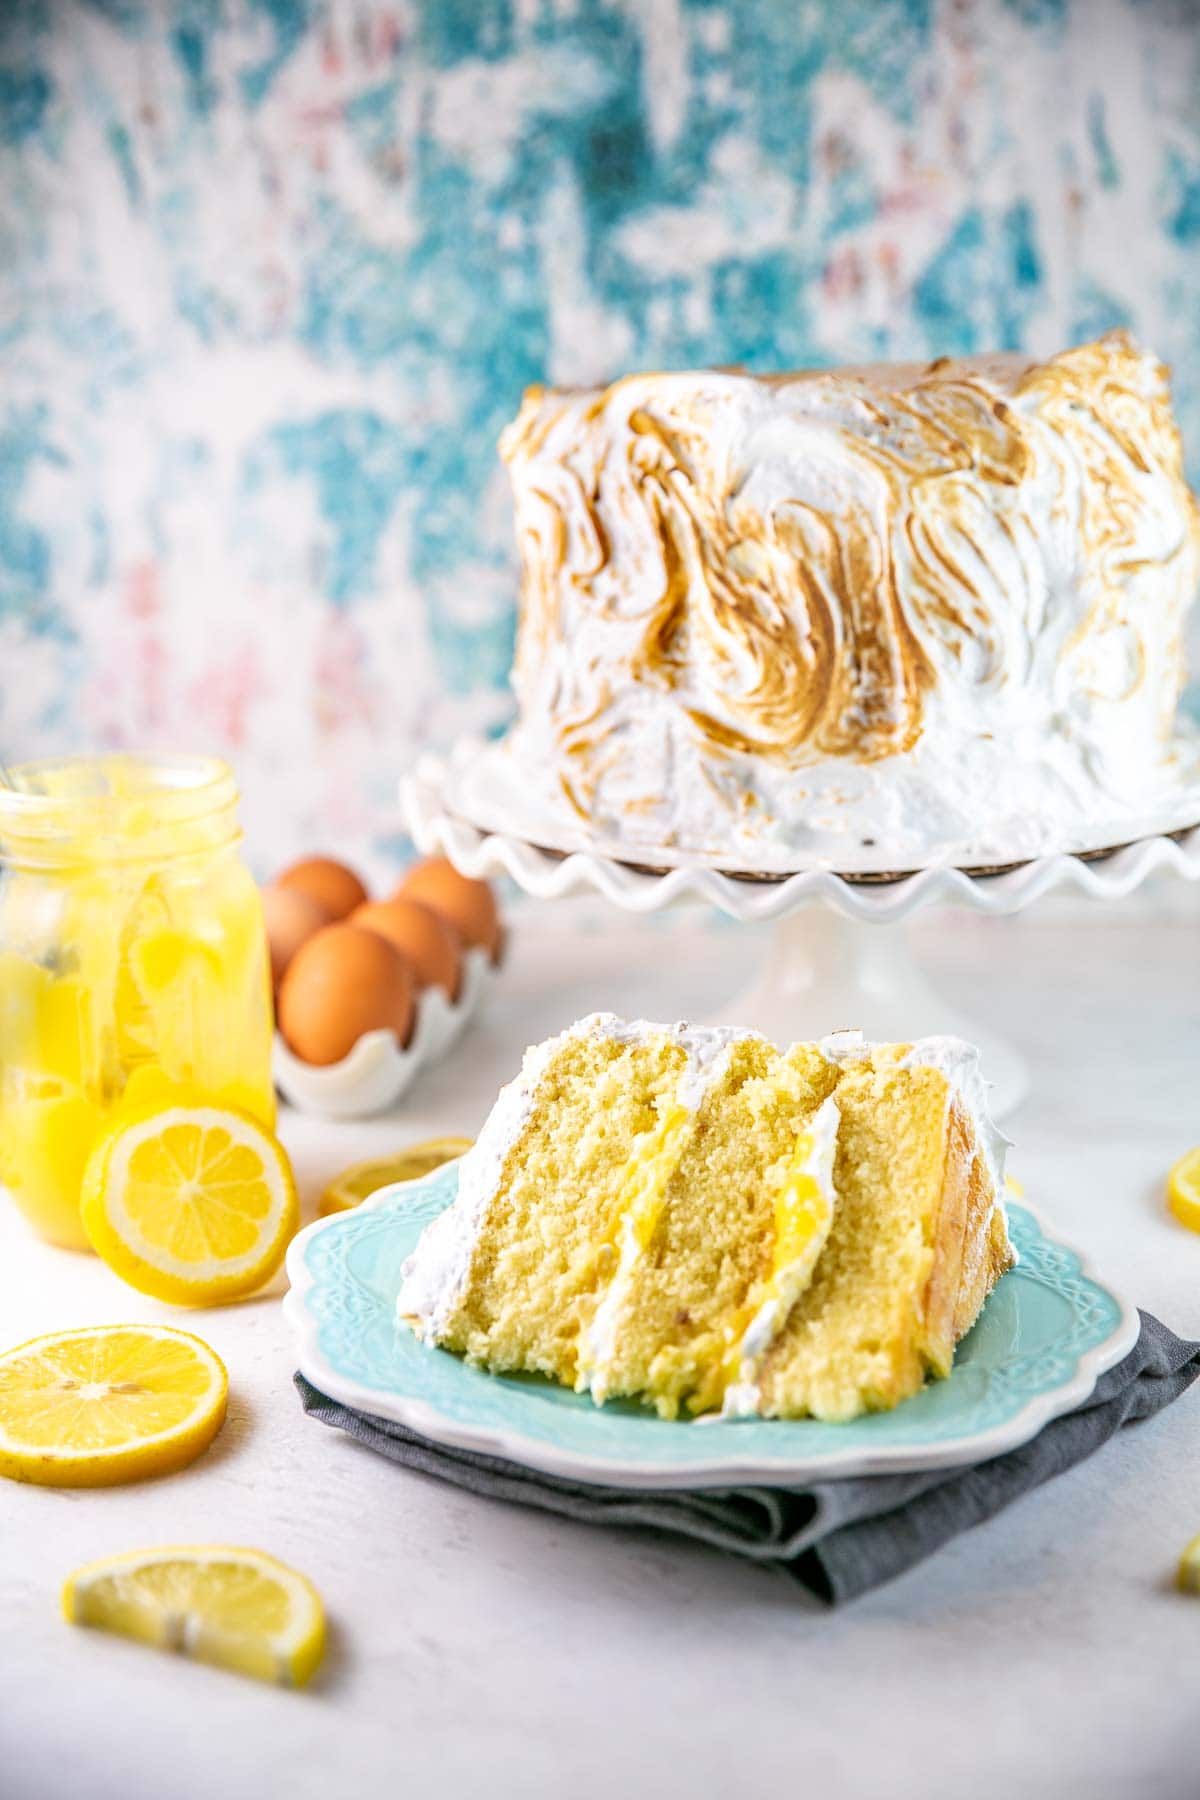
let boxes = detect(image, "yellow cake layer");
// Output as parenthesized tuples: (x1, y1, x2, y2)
(757, 1046, 1012, 1421)
(431, 1028, 687, 1384)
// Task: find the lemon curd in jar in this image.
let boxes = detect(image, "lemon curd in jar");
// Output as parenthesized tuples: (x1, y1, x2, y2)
(0, 755, 275, 1248)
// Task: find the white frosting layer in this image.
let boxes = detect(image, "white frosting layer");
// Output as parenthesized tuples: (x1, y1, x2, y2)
(575, 1021, 755, 1401)
(721, 1092, 842, 1419)
(394, 1023, 568, 1340)
(493, 336, 1200, 869)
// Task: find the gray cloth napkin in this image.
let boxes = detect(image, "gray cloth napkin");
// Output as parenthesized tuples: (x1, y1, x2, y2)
(295, 1311, 1200, 1605)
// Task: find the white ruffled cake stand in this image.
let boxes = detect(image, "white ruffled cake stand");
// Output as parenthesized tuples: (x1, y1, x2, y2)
(403, 747, 1200, 1119)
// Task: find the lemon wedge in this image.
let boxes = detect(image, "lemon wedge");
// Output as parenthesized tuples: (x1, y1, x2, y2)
(318, 1136, 474, 1216)
(63, 1546, 326, 1687)
(1179, 1533, 1200, 1593)
(81, 1100, 298, 1305)
(0, 1324, 227, 1487)
(1168, 1149, 1200, 1234)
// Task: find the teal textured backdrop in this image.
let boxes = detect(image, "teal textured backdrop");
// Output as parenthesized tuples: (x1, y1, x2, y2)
(1, 0, 1198, 873)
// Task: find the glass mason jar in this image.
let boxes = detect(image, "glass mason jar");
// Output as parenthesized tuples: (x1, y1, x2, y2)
(0, 754, 275, 1249)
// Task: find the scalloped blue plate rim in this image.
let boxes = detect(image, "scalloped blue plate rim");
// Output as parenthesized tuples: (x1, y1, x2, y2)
(284, 1163, 1140, 1489)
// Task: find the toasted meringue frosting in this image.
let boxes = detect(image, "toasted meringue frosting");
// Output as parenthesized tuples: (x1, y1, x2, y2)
(485, 332, 1199, 868)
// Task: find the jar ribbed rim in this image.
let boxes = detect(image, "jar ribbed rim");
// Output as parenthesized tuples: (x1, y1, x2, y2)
(0, 753, 242, 866)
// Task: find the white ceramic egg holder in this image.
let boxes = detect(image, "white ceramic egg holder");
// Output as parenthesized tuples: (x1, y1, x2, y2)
(273, 946, 498, 1120)
(403, 747, 1200, 1120)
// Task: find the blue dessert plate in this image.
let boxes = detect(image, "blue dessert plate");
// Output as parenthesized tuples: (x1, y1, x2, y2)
(284, 1164, 1139, 1488)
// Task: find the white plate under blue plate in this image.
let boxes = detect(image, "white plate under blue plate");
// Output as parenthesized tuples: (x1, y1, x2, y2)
(284, 1164, 1139, 1489)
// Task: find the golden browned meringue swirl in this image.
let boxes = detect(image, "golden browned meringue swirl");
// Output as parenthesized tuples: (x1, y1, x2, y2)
(498, 332, 1199, 847)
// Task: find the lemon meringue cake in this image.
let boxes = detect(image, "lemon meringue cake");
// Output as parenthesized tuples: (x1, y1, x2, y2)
(479, 331, 1199, 868)
(396, 1016, 1013, 1422)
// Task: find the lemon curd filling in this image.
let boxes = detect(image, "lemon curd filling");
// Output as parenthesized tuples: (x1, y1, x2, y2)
(576, 1098, 695, 1402)
(713, 1096, 840, 1417)
(571, 1038, 842, 1413)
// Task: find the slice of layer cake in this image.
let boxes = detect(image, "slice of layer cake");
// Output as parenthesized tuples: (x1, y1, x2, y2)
(397, 1017, 1014, 1422)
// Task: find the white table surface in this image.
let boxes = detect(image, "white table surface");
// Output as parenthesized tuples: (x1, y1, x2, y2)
(3, 895, 1200, 1800)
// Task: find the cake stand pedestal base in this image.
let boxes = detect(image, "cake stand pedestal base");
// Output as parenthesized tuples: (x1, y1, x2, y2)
(710, 909, 1029, 1118)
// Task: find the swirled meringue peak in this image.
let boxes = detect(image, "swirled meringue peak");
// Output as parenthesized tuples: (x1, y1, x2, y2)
(485, 332, 1200, 872)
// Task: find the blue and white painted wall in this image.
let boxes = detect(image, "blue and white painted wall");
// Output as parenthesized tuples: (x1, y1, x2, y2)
(2, 0, 1198, 871)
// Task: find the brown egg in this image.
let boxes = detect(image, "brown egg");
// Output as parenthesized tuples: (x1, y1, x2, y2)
(276, 856, 369, 922)
(352, 898, 462, 1000)
(397, 857, 501, 962)
(261, 884, 332, 990)
(278, 924, 415, 1066)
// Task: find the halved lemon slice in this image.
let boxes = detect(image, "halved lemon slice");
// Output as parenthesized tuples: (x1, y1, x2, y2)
(1168, 1149, 1200, 1235)
(63, 1546, 326, 1687)
(82, 1100, 298, 1305)
(0, 1324, 227, 1487)
(318, 1136, 474, 1216)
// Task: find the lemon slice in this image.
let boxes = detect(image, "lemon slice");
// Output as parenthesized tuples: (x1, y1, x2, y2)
(63, 1546, 326, 1687)
(82, 1100, 298, 1305)
(318, 1136, 474, 1216)
(0, 1324, 227, 1487)
(1168, 1149, 1200, 1234)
